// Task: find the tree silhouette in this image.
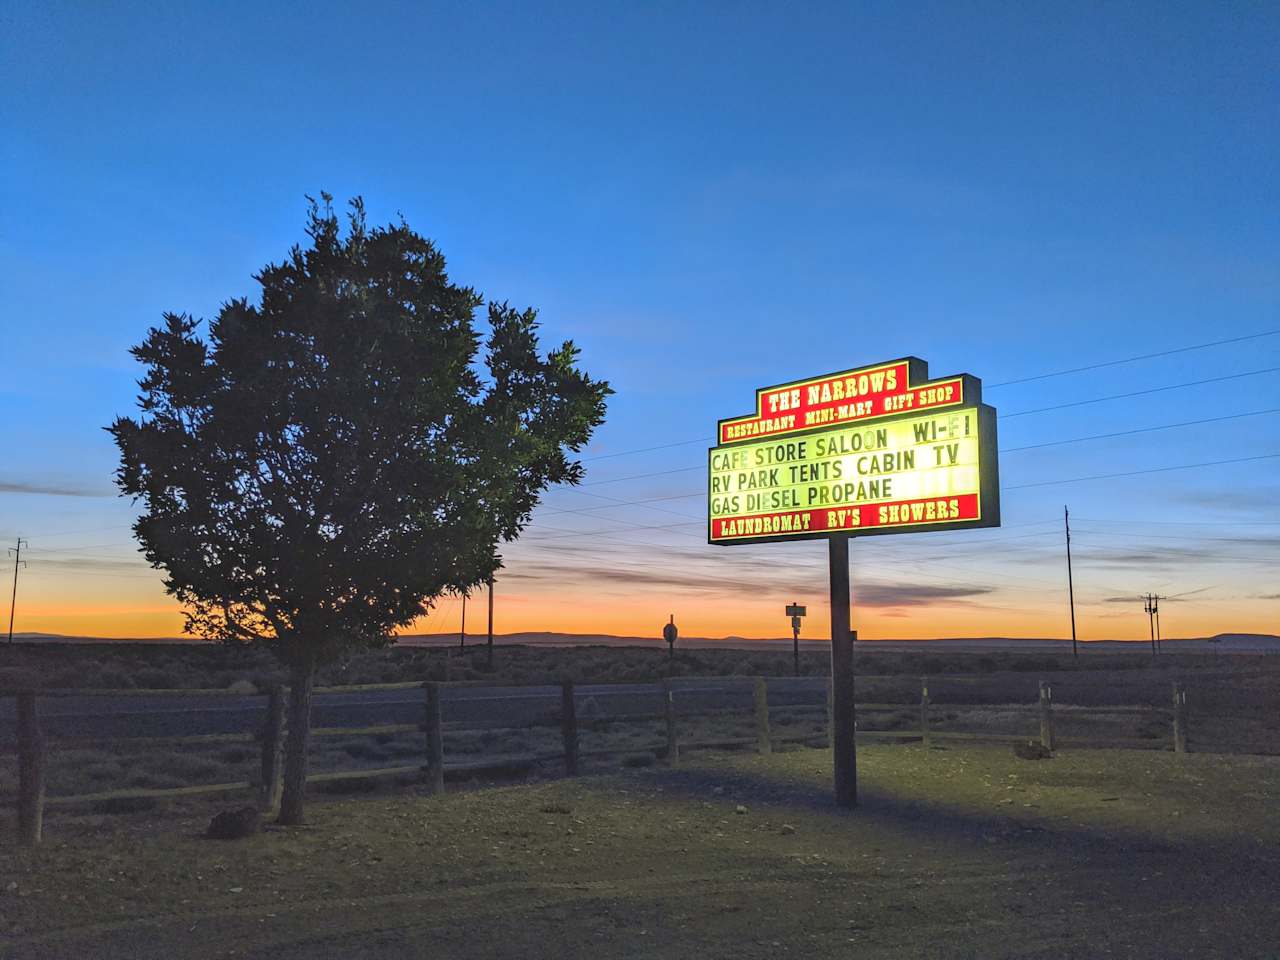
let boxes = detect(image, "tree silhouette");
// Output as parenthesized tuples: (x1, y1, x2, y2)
(109, 195, 609, 823)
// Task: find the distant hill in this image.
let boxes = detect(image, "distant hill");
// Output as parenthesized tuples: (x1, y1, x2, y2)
(12, 630, 1278, 653)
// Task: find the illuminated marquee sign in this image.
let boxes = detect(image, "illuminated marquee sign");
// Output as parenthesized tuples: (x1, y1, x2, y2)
(709, 358, 999, 544)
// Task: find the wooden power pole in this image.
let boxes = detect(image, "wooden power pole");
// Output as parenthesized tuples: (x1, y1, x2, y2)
(7, 538, 26, 645)
(1064, 507, 1078, 659)
(1152, 593, 1162, 660)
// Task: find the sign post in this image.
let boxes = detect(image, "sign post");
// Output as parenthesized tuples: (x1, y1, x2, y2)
(785, 603, 806, 676)
(709, 356, 999, 808)
(828, 536, 856, 806)
(662, 614, 678, 661)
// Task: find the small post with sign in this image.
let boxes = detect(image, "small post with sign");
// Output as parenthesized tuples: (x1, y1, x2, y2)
(753, 676, 771, 754)
(423, 682, 445, 795)
(663, 615, 677, 662)
(708, 356, 1001, 808)
(785, 603, 806, 676)
(561, 678, 579, 775)
(1172, 680, 1188, 755)
(1038, 680, 1055, 752)
(920, 677, 931, 749)
(662, 678, 679, 766)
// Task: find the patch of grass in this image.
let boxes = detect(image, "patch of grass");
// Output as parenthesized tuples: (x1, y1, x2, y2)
(216, 745, 256, 764)
(315, 775, 381, 795)
(340, 740, 390, 762)
(82, 760, 126, 784)
(139, 752, 228, 782)
(5, 746, 1279, 959)
(90, 795, 159, 814)
(125, 771, 186, 790)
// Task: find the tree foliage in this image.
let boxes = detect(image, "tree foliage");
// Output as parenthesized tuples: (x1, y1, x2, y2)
(110, 195, 610, 669)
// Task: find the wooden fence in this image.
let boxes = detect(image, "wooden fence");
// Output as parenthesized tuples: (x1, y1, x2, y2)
(5, 675, 1196, 846)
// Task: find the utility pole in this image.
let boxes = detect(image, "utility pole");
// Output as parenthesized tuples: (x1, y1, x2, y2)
(459, 592, 467, 651)
(7, 538, 26, 644)
(1064, 506, 1078, 660)
(1143, 594, 1157, 658)
(1153, 596, 1162, 654)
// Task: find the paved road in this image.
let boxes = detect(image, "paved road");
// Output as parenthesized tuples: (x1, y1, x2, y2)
(0, 677, 830, 742)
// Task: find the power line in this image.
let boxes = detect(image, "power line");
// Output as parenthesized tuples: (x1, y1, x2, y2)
(23, 542, 146, 555)
(1004, 453, 1280, 490)
(986, 328, 1280, 389)
(1001, 408, 1280, 453)
(1071, 528, 1277, 545)
(1002, 367, 1279, 419)
(566, 331, 1280, 465)
(574, 406, 1280, 488)
(1072, 517, 1280, 526)
(537, 450, 1280, 517)
(581, 466, 702, 486)
(582, 437, 712, 462)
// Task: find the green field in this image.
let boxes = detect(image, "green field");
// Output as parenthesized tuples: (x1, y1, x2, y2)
(2, 744, 1277, 958)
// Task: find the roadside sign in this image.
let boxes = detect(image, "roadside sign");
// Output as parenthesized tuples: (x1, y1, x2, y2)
(709, 356, 1001, 808)
(708, 357, 999, 545)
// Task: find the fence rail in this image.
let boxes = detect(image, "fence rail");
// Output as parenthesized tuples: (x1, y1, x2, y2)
(4, 674, 1215, 845)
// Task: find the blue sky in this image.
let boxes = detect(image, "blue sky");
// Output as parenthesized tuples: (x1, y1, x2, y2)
(1, 1, 1276, 639)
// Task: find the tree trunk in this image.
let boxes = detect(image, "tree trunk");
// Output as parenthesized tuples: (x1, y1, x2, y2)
(277, 655, 316, 825)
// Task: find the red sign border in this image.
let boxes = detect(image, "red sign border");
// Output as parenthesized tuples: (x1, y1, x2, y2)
(716, 356, 981, 446)
(708, 376, 1001, 546)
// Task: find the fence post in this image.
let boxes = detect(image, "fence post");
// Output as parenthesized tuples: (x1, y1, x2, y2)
(1172, 680, 1188, 755)
(424, 682, 445, 794)
(920, 677, 931, 749)
(561, 678, 579, 776)
(753, 677, 771, 755)
(662, 679, 679, 766)
(1038, 680, 1055, 752)
(258, 685, 285, 813)
(16, 691, 45, 846)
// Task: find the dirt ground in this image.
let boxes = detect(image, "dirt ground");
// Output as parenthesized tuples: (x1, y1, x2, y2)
(1, 743, 1278, 959)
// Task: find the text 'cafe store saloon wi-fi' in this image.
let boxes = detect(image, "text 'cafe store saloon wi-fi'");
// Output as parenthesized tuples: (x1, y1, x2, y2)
(708, 357, 1001, 807)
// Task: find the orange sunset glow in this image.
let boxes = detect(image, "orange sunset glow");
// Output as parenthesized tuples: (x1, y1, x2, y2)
(12, 556, 1274, 643)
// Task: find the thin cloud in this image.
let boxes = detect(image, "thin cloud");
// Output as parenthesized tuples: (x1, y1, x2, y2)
(1173, 489, 1278, 512)
(854, 583, 995, 608)
(28, 557, 149, 573)
(503, 553, 996, 609)
(0, 479, 113, 498)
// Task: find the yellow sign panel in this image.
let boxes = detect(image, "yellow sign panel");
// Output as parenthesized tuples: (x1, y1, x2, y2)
(708, 405, 999, 543)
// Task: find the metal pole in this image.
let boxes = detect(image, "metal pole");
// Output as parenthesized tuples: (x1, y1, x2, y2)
(828, 535, 856, 808)
(7, 538, 25, 644)
(792, 603, 800, 678)
(1064, 507, 1078, 659)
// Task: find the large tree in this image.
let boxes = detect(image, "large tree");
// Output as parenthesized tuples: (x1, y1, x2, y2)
(110, 196, 610, 823)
